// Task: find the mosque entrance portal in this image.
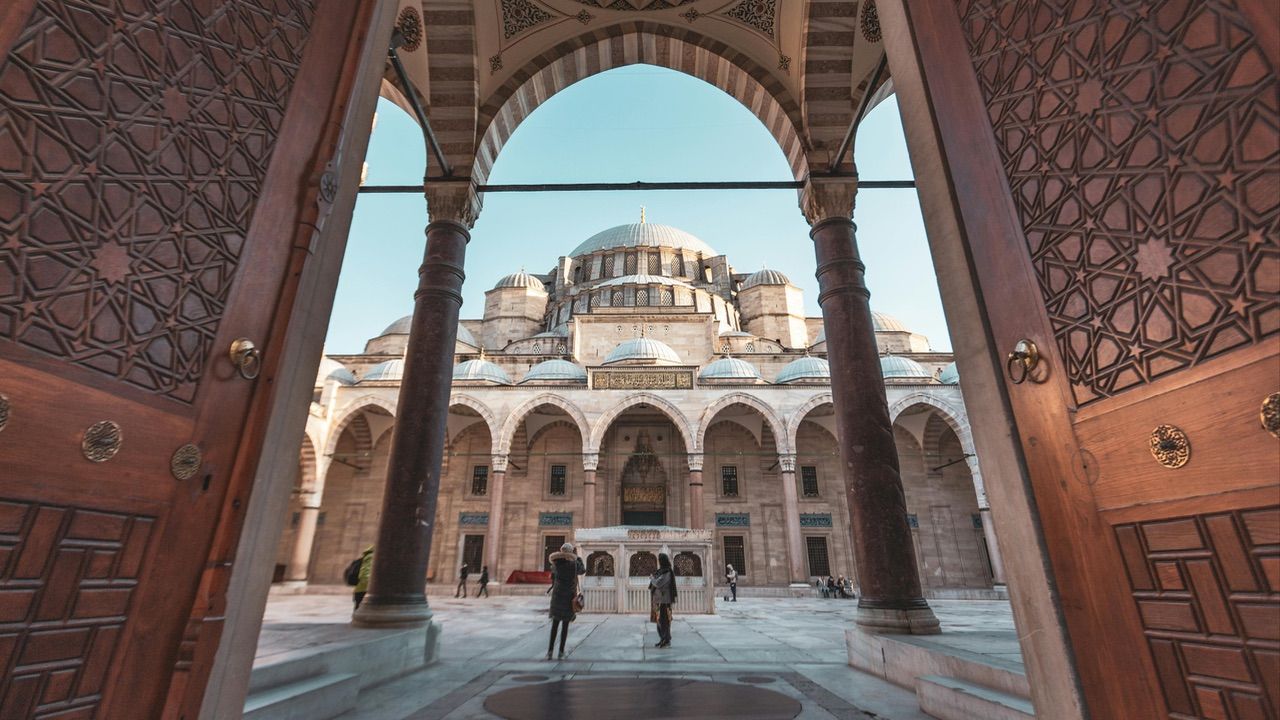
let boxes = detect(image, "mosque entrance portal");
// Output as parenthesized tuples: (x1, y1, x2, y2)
(619, 431, 668, 526)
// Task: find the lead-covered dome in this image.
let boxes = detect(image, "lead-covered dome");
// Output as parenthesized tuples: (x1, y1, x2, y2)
(569, 223, 717, 257)
(521, 359, 587, 384)
(699, 357, 762, 382)
(493, 270, 545, 291)
(741, 268, 790, 289)
(872, 311, 909, 332)
(775, 356, 830, 384)
(881, 355, 933, 380)
(315, 357, 356, 387)
(452, 359, 512, 385)
(377, 315, 477, 347)
(939, 361, 959, 384)
(362, 358, 404, 382)
(603, 337, 682, 365)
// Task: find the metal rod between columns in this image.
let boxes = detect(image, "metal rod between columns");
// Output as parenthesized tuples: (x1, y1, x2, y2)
(357, 180, 916, 194)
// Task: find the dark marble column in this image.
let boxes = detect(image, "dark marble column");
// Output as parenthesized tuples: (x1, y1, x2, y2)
(353, 181, 479, 628)
(582, 453, 599, 528)
(805, 177, 940, 634)
(686, 454, 704, 530)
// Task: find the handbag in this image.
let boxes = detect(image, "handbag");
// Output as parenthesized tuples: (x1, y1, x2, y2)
(572, 576, 585, 613)
(649, 603, 659, 623)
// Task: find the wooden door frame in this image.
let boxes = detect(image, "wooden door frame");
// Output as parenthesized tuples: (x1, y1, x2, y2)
(878, 2, 1092, 717)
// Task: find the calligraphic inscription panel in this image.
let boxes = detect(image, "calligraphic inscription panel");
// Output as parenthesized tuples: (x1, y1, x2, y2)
(592, 371, 694, 390)
(0, 0, 317, 401)
(0, 499, 156, 719)
(956, 0, 1280, 404)
(1113, 506, 1279, 718)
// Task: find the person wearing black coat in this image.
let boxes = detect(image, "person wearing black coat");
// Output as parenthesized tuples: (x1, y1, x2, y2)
(546, 543, 585, 660)
(649, 553, 677, 648)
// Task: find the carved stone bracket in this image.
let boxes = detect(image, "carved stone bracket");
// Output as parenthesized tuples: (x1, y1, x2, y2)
(490, 454, 509, 473)
(582, 452, 600, 472)
(687, 453, 704, 472)
(801, 176, 858, 225)
(778, 453, 797, 474)
(425, 180, 482, 229)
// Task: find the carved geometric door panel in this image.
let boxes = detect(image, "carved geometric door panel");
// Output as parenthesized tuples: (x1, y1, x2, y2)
(886, 0, 1280, 718)
(0, 0, 356, 716)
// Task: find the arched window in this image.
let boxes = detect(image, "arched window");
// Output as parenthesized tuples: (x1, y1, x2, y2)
(648, 252, 661, 274)
(625, 253, 637, 274)
(659, 289, 673, 306)
(587, 551, 615, 577)
(629, 551, 657, 577)
(590, 293, 601, 309)
(635, 289, 648, 306)
(673, 551, 702, 577)
(612, 290, 624, 306)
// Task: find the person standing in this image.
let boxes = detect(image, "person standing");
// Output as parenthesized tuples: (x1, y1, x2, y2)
(352, 545, 374, 610)
(455, 563, 469, 598)
(546, 543, 585, 660)
(477, 565, 490, 598)
(649, 553, 677, 648)
(725, 564, 738, 602)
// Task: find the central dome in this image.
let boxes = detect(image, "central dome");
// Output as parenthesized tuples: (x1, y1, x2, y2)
(569, 223, 718, 258)
(604, 337, 682, 365)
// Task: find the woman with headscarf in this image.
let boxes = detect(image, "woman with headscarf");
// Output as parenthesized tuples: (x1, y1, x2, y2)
(546, 542, 585, 660)
(649, 552, 678, 648)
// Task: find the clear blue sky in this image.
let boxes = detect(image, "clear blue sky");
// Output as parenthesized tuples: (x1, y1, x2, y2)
(324, 65, 951, 354)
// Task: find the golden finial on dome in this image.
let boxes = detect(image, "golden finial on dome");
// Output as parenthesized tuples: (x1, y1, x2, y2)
(640, 206, 646, 224)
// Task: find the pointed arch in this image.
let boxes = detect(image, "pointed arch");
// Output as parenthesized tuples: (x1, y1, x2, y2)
(696, 393, 789, 455)
(786, 392, 835, 453)
(496, 394, 590, 456)
(587, 393, 695, 455)
(327, 394, 398, 452)
(888, 393, 973, 454)
(447, 393, 499, 445)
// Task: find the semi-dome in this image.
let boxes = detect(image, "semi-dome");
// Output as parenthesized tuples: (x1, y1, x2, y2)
(596, 274, 694, 288)
(881, 355, 933, 380)
(315, 357, 356, 387)
(521, 359, 587, 383)
(452, 359, 512, 385)
(741, 268, 790, 289)
(493, 270, 545, 291)
(603, 337, 682, 365)
(939, 361, 959, 384)
(362, 358, 404, 382)
(872, 311, 909, 332)
(378, 315, 477, 347)
(569, 223, 717, 258)
(699, 357, 762, 381)
(775, 356, 831, 384)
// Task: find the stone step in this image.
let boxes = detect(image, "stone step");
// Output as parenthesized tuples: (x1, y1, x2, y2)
(243, 672, 360, 720)
(916, 675, 1035, 720)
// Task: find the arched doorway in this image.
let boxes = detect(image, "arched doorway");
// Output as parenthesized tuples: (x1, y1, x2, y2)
(597, 403, 690, 527)
(311, 406, 394, 584)
(431, 402, 495, 583)
(792, 400, 857, 586)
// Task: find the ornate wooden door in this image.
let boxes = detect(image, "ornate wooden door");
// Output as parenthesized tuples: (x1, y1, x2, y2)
(885, 1, 1279, 718)
(0, 0, 367, 716)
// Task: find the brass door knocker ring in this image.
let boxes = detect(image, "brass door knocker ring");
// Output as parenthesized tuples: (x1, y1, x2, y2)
(229, 338, 262, 380)
(1006, 339, 1040, 385)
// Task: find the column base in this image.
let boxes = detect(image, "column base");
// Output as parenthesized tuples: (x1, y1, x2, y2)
(856, 605, 942, 635)
(351, 598, 434, 628)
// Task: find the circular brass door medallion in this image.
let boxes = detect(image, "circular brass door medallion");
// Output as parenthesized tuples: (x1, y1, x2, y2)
(1150, 424, 1190, 469)
(82, 421, 122, 463)
(171, 443, 202, 481)
(1262, 393, 1280, 438)
(0, 393, 9, 433)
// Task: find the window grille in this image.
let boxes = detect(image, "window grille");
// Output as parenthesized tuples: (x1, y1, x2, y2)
(648, 253, 661, 274)
(801, 466, 820, 497)
(613, 290, 624, 306)
(549, 464, 567, 495)
(721, 466, 739, 497)
(625, 253, 637, 273)
(722, 536, 746, 576)
(659, 289, 673, 306)
(636, 289, 648, 306)
(471, 466, 488, 496)
(463, 535, 485, 571)
(590, 293, 601, 308)
(805, 536, 830, 577)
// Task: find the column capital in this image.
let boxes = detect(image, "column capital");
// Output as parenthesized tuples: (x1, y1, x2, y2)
(490, 454, 509, 473)
(687, 453, 704, 472)
(778, 453, 797, 473)
(801, 176, 858, 226)
(425, 179, 482, 228)
(582, 452, 599, 472)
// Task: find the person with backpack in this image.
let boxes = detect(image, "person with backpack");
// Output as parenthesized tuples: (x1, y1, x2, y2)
(725, 564, 738, 602)
(455, 563, 469, 598)
(477, 565, 490, 598)
(545, 543, 585, 660)
(345, 545, 373, 610)
(649, 553, 677, 648)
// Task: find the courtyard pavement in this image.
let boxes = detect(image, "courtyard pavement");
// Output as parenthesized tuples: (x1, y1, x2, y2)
(257, 592, 1019, 719)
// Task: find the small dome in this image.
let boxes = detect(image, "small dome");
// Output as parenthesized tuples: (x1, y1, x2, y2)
(379, 315, 477, 347)
(315, 357, 356, 387)
(493, 270, 545, 291)
(452, 359, 512, 385)
(939, 361, 959, 384)
(521, 359, 587, 384)
(881, 355, 933, 380)
(719, 330, 754, 338)
(699, 357, 762, 381)
(872, 311, 909, 332)
(775, 356, 831, 384)
(741, 268, 790, 289)
(362, 358, 404, 382)
(570, 223, 718, 257)
(603, 337, 682, 365)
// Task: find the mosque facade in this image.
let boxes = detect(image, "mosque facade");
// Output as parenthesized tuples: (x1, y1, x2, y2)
(279, 221, 1003, 594)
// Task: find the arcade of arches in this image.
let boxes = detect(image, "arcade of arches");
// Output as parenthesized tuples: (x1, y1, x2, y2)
(0, 0, 1274, 718)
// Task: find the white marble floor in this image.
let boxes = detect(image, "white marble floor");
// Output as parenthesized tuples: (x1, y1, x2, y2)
(256, 593, 1019, 719)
